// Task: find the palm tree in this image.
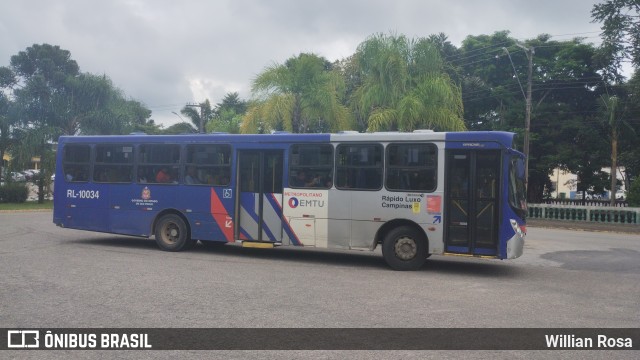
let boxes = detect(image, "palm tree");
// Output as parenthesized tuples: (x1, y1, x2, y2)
(242, 53, 350, 133)
(180, 99, 214, 133)
(206, 92, 247, 134)
(216, 92, 247, 115)
(598, 94, 630, 205)
(353, 33, 465, 132)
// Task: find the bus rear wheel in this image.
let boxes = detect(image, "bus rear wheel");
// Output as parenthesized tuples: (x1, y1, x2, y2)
(382, 226, 428, 271)
(154, 214, 194, 251)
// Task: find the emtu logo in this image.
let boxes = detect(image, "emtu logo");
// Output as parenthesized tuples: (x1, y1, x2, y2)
(7, 330, 39, 348)
(288, 197, 299, 208)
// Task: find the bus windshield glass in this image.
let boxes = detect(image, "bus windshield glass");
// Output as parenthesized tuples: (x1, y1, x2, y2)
(508, 156, 527, 218)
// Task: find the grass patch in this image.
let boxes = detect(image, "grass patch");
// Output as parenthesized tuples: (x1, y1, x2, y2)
(0, 200, 54, 211)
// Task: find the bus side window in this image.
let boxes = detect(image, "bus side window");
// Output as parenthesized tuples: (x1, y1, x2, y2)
(385, 143, 437, 192)
(336, 144, 383, 191)
(62, 145, 91, 183)
(184, 144, 231, 186)
(93, 144, 134, 183)
(139, 144, 181, 184)
(289, 144, 333, 189)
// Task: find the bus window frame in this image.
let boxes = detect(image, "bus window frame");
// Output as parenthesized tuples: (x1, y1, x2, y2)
(183, 143, 232, 187)
(93, 143, 135, 184)
(137, 143, 181, 185)
(508, 156, 527, 219)
(288, 143, 334, 189)
(384, 142, 438, 193)
(62, 144, 92, 183)
(335, 142, 384, 191)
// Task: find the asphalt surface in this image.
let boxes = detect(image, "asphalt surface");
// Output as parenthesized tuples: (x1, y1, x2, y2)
(1, 211, 639, 359)
(527, 218, 640, 235)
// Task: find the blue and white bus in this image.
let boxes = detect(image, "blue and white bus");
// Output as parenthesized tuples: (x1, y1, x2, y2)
(53, 131, 527, 270)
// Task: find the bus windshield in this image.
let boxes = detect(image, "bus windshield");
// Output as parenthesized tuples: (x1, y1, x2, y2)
(508, 156, 527, 219)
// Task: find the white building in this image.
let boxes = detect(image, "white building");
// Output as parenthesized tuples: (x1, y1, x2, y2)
(550, 167, 627, 199)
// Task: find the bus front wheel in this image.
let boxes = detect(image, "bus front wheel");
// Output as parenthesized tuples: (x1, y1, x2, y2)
(382, 226, 428, 271)
(154, 214, 194, 251)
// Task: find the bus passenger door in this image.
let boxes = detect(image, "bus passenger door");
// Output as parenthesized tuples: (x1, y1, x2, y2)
(445, 150, 500, 256)
(236, 150, 284, 242)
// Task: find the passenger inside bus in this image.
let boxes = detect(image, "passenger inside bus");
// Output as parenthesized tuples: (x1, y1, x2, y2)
(137, 168, 148, 183)
(155, 167, 172, 183)
(292, 170, 319, 187)
(184, 166, 200, 184)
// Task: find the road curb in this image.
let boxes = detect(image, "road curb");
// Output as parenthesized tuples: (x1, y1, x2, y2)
(0, 209, 53, 213)
(527, 219, 640, 234)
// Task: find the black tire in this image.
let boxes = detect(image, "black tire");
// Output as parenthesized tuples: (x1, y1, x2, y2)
(382, 226, 428, 271)
(154, 214, 195, 251)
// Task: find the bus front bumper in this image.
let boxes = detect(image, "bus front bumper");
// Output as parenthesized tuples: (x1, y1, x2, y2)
(507, 219, 526, 259)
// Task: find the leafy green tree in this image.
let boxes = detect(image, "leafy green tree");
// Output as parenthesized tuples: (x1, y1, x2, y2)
(215, 92, 247, 115)
(627, 175, 640, 206)
(618, 70, 640, 189)
(452, 32, 608, 202)
(592, 0, 640, 77)
(116, 99, 157, 134)
(0, 93, 12, 181)
(333, 55, 366, 131)
(0, 65, 16, 179)
(352, 33, 465, 132)
(597, 94, 633, 204)
(162, 122, 197, 135)
(242, 53, 350, 133)
(3, 44, 154, 201)
(206, 92, 247, 133)
(6, 44, 80, 202)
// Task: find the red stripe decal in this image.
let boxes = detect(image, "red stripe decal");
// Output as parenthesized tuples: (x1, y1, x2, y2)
(210, 189, 234, 242)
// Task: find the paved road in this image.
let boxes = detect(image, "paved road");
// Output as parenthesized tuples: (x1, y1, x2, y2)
(1, 211, 639, 359)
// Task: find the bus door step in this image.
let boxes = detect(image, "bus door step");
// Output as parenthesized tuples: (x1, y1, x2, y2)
(241, 241, 276, 249)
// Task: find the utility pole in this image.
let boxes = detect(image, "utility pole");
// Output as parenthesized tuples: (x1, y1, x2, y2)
(186, 103, 204, 134)
(516, 43, 534, 193)
(502, 44, 534, 193)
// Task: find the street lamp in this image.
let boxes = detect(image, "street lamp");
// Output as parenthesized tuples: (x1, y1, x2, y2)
(171, 111, 185, 122)
(502, 45, 534, 192)
(171, 111, 198, 134)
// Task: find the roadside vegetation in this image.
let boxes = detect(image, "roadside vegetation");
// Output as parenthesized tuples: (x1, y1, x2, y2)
(0, 200, 52, 211)
(0, 0, 639, 204)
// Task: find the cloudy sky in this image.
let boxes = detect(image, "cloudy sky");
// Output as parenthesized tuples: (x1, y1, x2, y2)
(1, 0, 604, 127)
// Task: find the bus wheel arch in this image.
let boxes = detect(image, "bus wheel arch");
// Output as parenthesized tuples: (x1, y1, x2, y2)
(152, 210, 195, 251)
(377, 220, 429, 271)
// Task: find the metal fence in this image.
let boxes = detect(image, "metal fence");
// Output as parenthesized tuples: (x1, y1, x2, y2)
(540, 199, 628, 207)
(528, 203, 640, 224)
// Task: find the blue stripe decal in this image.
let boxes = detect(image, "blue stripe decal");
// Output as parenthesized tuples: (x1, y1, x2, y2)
(240, 193, 260, 224)
(267, 193, 302, 246)
(259, 194, 278, 242)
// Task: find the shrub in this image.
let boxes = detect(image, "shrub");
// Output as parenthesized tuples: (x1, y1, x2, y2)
(627, 179, 640, 207)
(0, 183, 29, 203)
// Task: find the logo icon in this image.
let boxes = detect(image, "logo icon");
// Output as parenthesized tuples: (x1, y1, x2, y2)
(288, 197, 299, 208)
(7, 330, 39, 348)
(141, 187, 151, 200)
(223, 189, 232, 199)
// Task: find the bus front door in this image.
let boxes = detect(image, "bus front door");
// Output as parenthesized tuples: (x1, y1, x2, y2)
(236, 150, 284, 242)
(445, 150, 500, 256)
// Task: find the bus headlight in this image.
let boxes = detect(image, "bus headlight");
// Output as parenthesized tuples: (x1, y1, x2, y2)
(510, 219, 526, 237)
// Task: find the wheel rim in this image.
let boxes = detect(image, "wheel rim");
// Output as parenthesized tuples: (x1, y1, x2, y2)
(161, 222, 180, 244)
(394, 236, 417, 261)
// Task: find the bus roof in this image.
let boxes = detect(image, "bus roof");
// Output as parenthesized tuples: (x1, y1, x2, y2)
(58, 131, 516, 148)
